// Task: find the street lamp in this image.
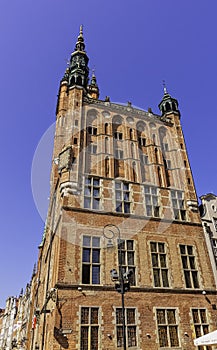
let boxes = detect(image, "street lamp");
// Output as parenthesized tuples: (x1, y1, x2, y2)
(103, 224, 132, 350)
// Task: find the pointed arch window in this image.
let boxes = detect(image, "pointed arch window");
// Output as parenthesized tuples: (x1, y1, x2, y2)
(105, 157, 109, 177)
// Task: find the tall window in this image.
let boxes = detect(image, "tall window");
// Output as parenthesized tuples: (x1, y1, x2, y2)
(192, 309, 210, 350)
(84, 177, 100, 210)
(156, 309, 179, 348)
(171, 190, 186, 220)
(116, 308, 137, 347)
(150, 242, 169, 287)
(82, 236, 100, 284)
(144, 186, 160, 217)
(80, 307, 99, 350)
(180, 245, 199, 288)
(118, 240, 136, 285)
(115, 182, 131, 214)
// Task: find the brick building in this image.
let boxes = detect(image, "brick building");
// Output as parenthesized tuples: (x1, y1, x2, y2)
(29, 27, 217, 350)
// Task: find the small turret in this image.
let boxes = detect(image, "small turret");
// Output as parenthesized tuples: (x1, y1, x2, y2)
(87, 70, 99, 99)
(158, 83, 179, 117)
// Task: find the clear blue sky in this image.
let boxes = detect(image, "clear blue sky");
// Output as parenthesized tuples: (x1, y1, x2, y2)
(0, 0, 216, 307)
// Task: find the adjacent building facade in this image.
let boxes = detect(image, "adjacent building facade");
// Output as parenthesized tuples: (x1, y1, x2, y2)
(1, 28, 217, 350)
(200, 193, 217, 286)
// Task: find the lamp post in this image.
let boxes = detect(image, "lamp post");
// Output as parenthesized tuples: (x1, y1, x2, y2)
(103, 224, 132, 350)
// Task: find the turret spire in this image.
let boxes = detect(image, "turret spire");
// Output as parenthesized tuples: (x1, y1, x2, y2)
(87, 69, 100, 99)
(158, 83, 180, 117)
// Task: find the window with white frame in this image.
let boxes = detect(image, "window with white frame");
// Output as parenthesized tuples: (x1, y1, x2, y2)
(192, 309, 210, 350)
(80, 307, 99, 350)
(84, 177, 100, 210)
(116, 308, 137, 347)
(150, 242, 169, 287)
(171, 190, 186, 220)
(144, 186, 160, 217)
(118, 240, 136, 286)
(82, 236, 100, 284)
(179, 244, 199, 288)
(115, 182, 131, 213)
(156, 308, 179, 348)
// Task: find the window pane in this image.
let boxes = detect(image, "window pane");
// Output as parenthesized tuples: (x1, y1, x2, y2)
(150, 242, 157, 252)
(157, 310, 166, 324)
(91, 308, 99, 324)
(84, 197, 91, 208)
(200, 310, 206, 323)
(153, 269, 160, 287)
(127, 309, 135, 324)
(83, 248, 90, 262)
(116, 309, 122, 324)
(82, 265, 90, 284)
(192, 310, 200, 324)
(80, 327, 88, 350)
(127, 240, 134, 251)
(92, 249, 100, 263)
(160, 254, 166, 268)
(189, 256, 196, 269)
(162, 270, 169, 287)
(192, 271, 199, 288)
(181, 256, 188, 269)
(93, 198, 99, 209)
(84, 186, 91, 196)
(180, 245, 186, 254)
(81, 308, 89, 324)
(128, 326, 137, 347)
(184, 271, 192, 288)
(169, 326, 179, 346)
(117, 326, 123, 347)
(124, 203, 130, 213)
(92, 237, 100, 247)
(167, 310, 176, 324)
(152, 254, 158, 267)
(93, 179, 99, 186)
(158, 243, 165, 253)
(92, 266, 100, 284)
(91, 327, 99, 350)
(158, 326, 168, 347)
(127, 252, 134, 265)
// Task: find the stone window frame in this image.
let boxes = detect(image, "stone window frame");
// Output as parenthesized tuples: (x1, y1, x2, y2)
(144, 185, 160, 218)
(115, 181, 131, 214)
(81, 235, 101, 285)
(179, 244, 200, 289)
(150, 241, 169, 288)
(84, 177, 101, 211)
(115, 307, 138, 348)
(155, 308, 180, 348)
(80, 306, 101, 350)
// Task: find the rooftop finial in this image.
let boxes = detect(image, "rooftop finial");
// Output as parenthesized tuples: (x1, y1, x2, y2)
(79, 24, 83, 37)
(163, 80, 168, 94)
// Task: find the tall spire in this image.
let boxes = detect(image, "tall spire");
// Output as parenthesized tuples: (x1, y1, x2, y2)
(62, 26, 89, 89)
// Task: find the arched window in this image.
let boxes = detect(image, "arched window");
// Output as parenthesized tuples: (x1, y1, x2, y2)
(130, 128, 133, 140)
(131, 143, 134, 158)
(165, 102, 170, 112)
(157, 167, 162, 187)
(105, 123, 108, 134)
(105, 137, 109, 154)
(155, 148, 158, 163)
(132, 162, 137, 182)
